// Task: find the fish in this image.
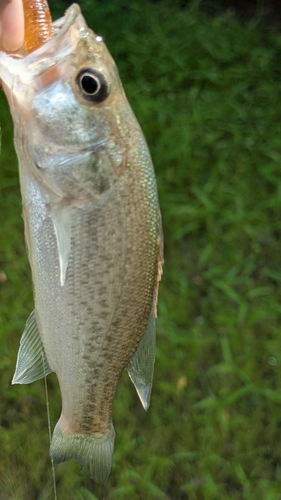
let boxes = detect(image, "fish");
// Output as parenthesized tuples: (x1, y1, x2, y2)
(0, 3, 163, 484)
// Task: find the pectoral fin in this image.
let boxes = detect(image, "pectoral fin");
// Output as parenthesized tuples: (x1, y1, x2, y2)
(126, 313, 156, 411)
(12, 310, 52, 385)
(50, 204, 71, 287)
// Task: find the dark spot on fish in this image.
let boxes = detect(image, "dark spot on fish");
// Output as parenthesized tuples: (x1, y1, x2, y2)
(98, 298, 108, 308)
(96, 311, 109, 321)
(82, 354, 91, 361)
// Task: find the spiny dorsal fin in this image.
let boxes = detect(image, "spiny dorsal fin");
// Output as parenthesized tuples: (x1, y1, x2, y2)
(12, 310, 52, 384)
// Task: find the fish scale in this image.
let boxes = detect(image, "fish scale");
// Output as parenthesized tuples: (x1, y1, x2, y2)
(0, 3, 163, 484)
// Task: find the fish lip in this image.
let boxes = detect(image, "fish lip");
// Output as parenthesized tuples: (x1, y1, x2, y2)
(53, 4, 82, 33)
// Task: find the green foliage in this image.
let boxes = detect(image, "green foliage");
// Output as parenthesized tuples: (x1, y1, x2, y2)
(1, 0, 281, 498)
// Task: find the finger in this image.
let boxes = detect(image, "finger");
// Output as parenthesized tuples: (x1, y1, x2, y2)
(0, 0, 24, 52)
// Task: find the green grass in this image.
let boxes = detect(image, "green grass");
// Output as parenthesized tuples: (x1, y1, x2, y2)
(1, 0, 281, 498)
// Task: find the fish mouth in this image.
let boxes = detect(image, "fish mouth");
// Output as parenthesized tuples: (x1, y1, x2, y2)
(25, 4, 85, 76)
(29, 3, 84, 58)
(0, 4, 86, 87)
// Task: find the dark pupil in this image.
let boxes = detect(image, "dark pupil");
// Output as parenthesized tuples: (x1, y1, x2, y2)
(81, 75, 99, 95)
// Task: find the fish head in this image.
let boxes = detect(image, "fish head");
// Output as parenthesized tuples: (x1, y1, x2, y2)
(0, 4, 139, 202)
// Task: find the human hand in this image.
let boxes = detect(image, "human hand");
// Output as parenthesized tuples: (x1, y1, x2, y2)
(0, 0, 24, 52)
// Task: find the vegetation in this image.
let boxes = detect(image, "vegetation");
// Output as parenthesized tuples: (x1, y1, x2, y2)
(1, 0, 281, 498)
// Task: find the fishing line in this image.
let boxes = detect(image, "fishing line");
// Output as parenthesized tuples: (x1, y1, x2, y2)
(42, 352, 58, 500)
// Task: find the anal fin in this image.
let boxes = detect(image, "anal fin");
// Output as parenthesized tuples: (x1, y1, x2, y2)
(12, 310, 53, 385)
(126, 313, 156, 411)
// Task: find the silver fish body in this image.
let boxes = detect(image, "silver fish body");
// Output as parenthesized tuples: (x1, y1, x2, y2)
(0, 4, 163, 483)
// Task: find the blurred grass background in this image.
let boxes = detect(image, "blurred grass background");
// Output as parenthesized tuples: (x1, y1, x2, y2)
(1, 0, 281, 498)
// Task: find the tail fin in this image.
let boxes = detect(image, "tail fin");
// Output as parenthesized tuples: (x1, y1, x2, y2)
(50, 420, 115, 484)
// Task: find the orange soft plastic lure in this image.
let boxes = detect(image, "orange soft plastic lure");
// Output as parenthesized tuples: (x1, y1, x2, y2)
(23, 0, 54, 53)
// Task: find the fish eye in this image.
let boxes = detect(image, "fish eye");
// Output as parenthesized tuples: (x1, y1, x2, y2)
(76, 69, 109, 103)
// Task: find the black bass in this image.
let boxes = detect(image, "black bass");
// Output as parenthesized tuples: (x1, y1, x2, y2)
(0, 3, 163, 484)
